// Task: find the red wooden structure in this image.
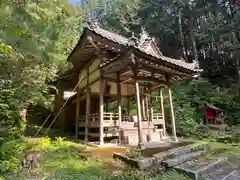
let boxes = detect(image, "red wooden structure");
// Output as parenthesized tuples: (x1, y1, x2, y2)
(204, 103, 228, 130)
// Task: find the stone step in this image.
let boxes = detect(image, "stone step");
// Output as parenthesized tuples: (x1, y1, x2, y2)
(222, 170, 240, 180)
(153, 142, 209, 162)
(173, 157, 227, 180)
(200, 161, 240, 180)
(162, 150, 208, 168)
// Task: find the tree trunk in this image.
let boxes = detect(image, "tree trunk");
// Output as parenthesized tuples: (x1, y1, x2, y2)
(190, 18, 199, 68)
(178, 9, 188, 61)
(20, 108, 27, 123)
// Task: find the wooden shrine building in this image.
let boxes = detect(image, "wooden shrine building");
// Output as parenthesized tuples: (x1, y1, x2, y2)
(54, 23, 200, 147)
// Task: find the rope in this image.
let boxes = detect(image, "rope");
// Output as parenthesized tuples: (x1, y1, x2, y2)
(34, 76, 84, 136)
(43, 75, 84, 136)
(34, 113, 51, 136)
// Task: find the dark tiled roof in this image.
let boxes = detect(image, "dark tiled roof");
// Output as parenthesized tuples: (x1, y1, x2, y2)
(87, 25, 200, 72)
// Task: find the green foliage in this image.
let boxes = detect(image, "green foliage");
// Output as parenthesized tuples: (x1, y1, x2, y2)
(125, 148, 143, 159)
(171, 78, 240, 139)
(1, 137, 193, 179)
(0, 1, 86, 173)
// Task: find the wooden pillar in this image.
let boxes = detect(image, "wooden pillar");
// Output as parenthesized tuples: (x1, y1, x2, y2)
(142, 97, 145, 120)
(147, 87, 152, 142)
(99, 72, 105, 145)
(167, 87, 178, 141)
(117, 72, 122, 145)
(127, 96, 130, 115)
(145, 94, 149, 123)
(135, 79, 143, 148)
(160, 88, 166, 137)
(148, 87, 153, 122)
(75, 85, 80, 139)
(85, 68, 90, 142)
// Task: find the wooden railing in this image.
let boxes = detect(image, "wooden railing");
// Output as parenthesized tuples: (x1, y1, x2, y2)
(152, 113, 163, 125)
(78, 112, 119, 127)
(103, 112, 119, 127)
(79, 112, 163, 127)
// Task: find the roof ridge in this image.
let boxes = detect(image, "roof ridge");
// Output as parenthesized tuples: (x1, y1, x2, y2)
(84, 24, 201, 72)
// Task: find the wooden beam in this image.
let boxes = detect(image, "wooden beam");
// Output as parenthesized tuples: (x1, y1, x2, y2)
(87, 36, 101, 52)
(79, 77, 100, 92)
(120, 78, 132, 84)
(135, 76, 168, 85)
(151, 84, 167, 92)
(135, 50, 196, 75)
(117, 72, 122, 145)
(160, 88, 166, 136)
(99, 50, 131, 68)
(68, 33, 88, 62)
(78, 55, 97, 72)
(120, 70, 132, 76)
(138, 59, 191, 77)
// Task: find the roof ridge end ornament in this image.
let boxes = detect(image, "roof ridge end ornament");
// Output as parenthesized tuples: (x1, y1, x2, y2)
(128, 32, 139, 47)
(84, 18, 99, 30)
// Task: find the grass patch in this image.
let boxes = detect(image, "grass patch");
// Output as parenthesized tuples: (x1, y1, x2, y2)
(1, 137, 120, 179)
(209, 142, 240, 164)
(1, 136, 194, 180)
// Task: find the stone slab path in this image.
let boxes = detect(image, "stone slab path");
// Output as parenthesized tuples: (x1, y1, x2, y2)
(149, 142, 240, 180)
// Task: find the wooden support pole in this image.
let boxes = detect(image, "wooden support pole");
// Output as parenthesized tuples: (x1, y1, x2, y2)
(85, 68, 90, 142)
(117, 72, 122, 145)
(147, 87, 152, 142)
(159, 88, 166, 137)
(99, 71, 105, 145)
(135, 78, 143, 148)
(75, 81, 80, 139)
(142, 97, 145, 120)
(127, 96, 130, 115)
(145, 93, 149, 124)
(148, 87, 153, 122)
(167, 87, 178, 142)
